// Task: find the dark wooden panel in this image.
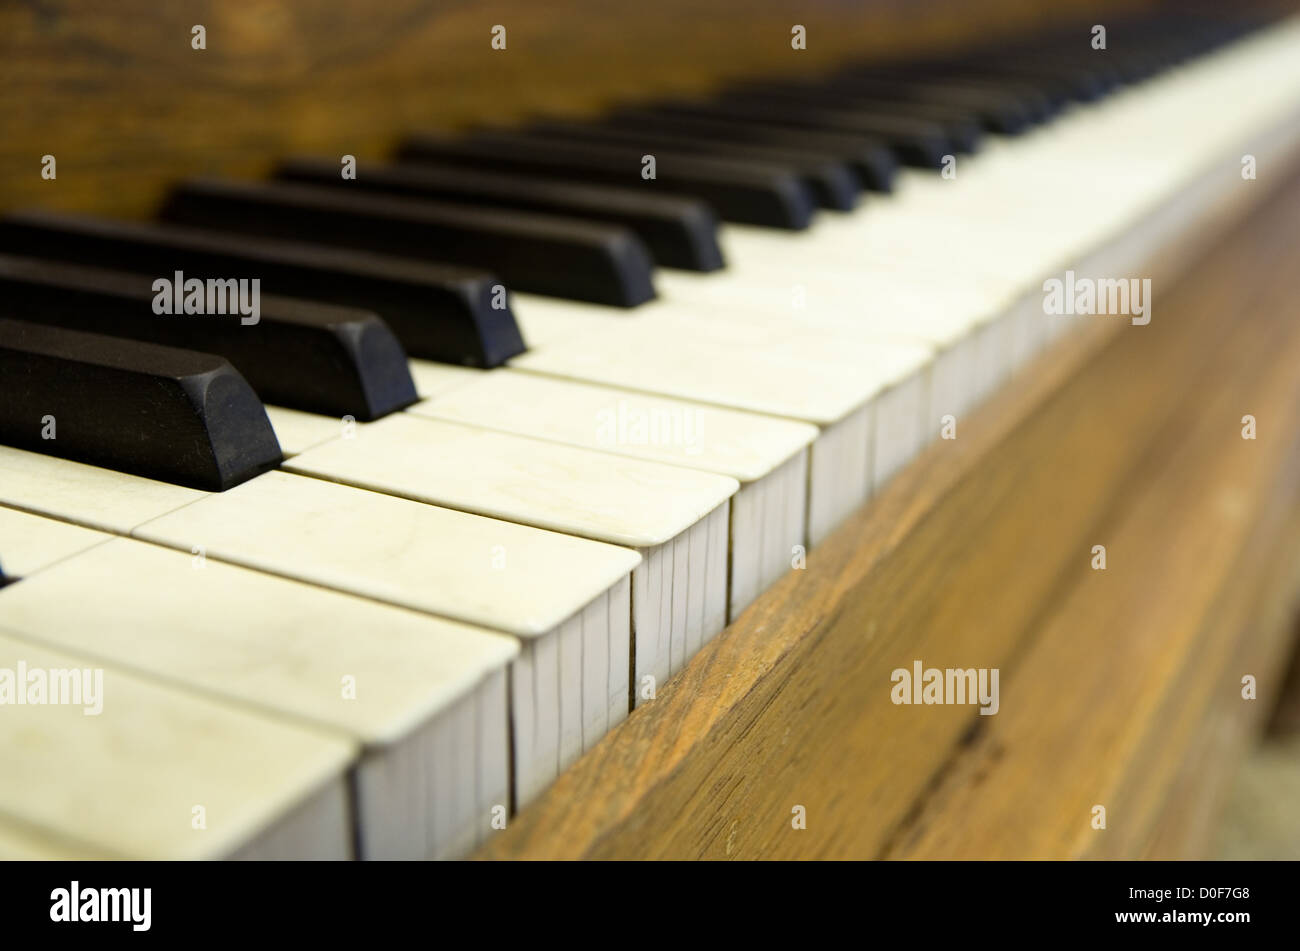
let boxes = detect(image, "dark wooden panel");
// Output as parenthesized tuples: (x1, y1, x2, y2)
(1, 0, 1150, 216)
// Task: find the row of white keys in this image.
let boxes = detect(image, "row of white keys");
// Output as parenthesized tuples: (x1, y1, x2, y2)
(508, 293, 933, 545)
(506, 17, 1300, 532)
(0, 524, 518, 860)
(274, 361, 818, 622)
(274, 351, 817, 687)
(0, 627, 358, 860)
(402, 363, 817, 618)
(678, 25, 1300, 361)
(263, 397, 655, 769)
(0, 449, 638, 845)
(132, 467, 641, 805)
(282, 414, 738, 706)
(0, 445, 649, 819)
(0, 382, 772, 809)
(270, 366, 778, 680)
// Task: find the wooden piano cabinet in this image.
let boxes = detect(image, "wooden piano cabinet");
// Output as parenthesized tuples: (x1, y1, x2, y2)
(478, 158, 1300, 860)
(2, 0, 1146, 218)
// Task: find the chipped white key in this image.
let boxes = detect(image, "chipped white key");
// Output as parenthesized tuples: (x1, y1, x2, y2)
(0, 632, 356, 859)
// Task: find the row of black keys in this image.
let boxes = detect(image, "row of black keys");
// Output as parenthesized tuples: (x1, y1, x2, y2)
(0, 12, 1267, 498)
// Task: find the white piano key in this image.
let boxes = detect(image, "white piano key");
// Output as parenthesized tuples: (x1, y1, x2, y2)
(580, 594, 609, 750)
(606, 575, 633, 725)
(134, 467, 640, 813)
(0, 506, 112, 578)
(871, 367, 928, 489)
(286, 414, 737, 711)
(555, 612, 583, 772)
(475, 668, 510, 842)
(134, 469, 639, 639)
(0, 444, 204, 534)
(519, 620, 561, 804)
(656, 262, 991, 422)
(0, 816, 115, 860)
(410, 368, 816, 483)
(408, 359, 487, 399)
(0, 632, 356, 860)
(289, 414, 735, 548)
(514, 299, 931, 426)
(0, 537, 518, 859)
(511, 303, 929, 547)
(805, 403, 872, 548)
(47, 460, 639, 819)
(264, 404, 348, 457)
(408, 368, 816, 618)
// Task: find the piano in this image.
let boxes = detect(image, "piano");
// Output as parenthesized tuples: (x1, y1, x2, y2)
(3, 0, 1300, 860)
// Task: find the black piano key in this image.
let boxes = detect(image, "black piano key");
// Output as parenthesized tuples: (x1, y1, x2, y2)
(947, 59, 1118, 103)
(643, 99, 952, 168)
(397, 132, 817, 230)
(512, 121, 862, 211)
(715, 84, 987, 151)
(273, 157, 724, 271)
(600, 108, 899, 191)
(0, 255, 417, 421)
(161, 179, 658, 307)
(0, 210, 525, 369)
(0, 562, 10, 588)
(822, 75, 1039, 133)
(0, 319, 281, 491)
(859, 69, 1059, 119)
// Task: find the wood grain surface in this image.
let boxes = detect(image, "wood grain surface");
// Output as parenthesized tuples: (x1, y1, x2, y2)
(477, 154, 1300, 860)
(1, 0, 1152, 217)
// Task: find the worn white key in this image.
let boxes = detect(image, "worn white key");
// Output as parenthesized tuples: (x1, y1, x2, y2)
(409, 369, 816, 618)
(264, 405, 350, 457)
(286, 413, 738, 706)
(133, 468, 641, 808)
(0, 444, 204, 534)
(0, 507, 112, 579)
(507, 20, 1300, 556)
(0, 445, 643, 812)
(0, 815, 117, 860)
(0, 537, 518, 859)
(0, 632, 356, 859)
(511, 300, 930, 544)
(408, 360, 486, 399)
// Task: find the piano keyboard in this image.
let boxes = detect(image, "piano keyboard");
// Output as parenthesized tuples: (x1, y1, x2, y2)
(4, 10, 1300, 859)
